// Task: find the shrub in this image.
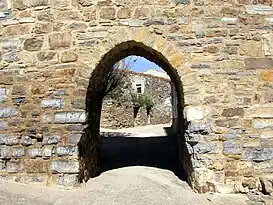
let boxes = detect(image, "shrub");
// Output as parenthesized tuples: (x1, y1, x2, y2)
(130, 92, 154, 109)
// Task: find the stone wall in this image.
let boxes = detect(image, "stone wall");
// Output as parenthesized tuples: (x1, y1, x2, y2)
(0, 0, 272, 202)
(100, 71, 172, 129)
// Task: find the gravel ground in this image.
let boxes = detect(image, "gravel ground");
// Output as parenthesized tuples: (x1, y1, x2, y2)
(0, 166, 247, 205)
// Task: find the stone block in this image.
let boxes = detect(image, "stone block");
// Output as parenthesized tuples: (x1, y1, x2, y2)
(261, 71, 273, 82)
(245, 58, 273, 69)
(99, 7, 116, 20)
(12, 97, 27, 104)
(119, 19, 143, 27)
(12, 147, 25, 158)
(0, 160, 6, 170)
(23, 38, 44, 51)
(20, 136, 34, 146)
(193, 142, 218, 154)
(6, 161, 23, 173)
(67, 134, 81, 144)
(221, 17, 237, 24)
(42, 146, 53, 158)
(262, 33, 273, 56)
(222, 129, 241, 141)
(19, 17, 36, 23)
(23, 159, 48, 173)
(0, 135, 19, 145)
(28, 148, 42, 158)
(184, 106, 208, 121)
(239, 41, 263, 57)
(222, 108, 244, 117)
(22, 0, 48, 7)
(242, 178, 258, 189)
(56, 146, 78, 156)
(215, 183, 235, 194)
(134, 7, 149, 20)
(71, 99, 85, 109)
(42, 113, 52, 123)
(242, 148, 273, 162)
(117, 7, 131, 19)
(246, 107, 273, 118)
(0, 88, 7, 102)
(51, 160, 79, 174)
(0, 107, 18, 118)
(67, 124, 85, 131)
(10, 175, 46, 184)
(37, 51, 56, 61)
(0, 146, 12, 159)
(175, 0, 190, 5)
(2, 53, 20, 63)
(12, 85, 27, 96)
(82, 7, 96, 21)
(61, 51, 78, 63)
(187, 122, 212, 134)
(33, 22, 53, 34)
(77, 0, 94, 6)
(48, 0, 69, 8)
(223, 142, 242, 155)
(253, 119, 273, 129)
(48, 32, 72, 50)
(261, 130, 273, 139)
(0, 120, 7, 130)
(57, 174, 78, 187)
(42, 135, 61, 145)
(54, 111, 86, 124)
(0, 95, 7, 103)
(246, 5, 273, 15)
(260, 177, 273, 195)
(1, 39, 20, 50)
(144, 18, 165, 26)
(41, 99, 65, 109)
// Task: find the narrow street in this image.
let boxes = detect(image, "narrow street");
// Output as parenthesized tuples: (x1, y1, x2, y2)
(100, 124, 186, 180)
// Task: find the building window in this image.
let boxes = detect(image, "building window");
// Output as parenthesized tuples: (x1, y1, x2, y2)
(136, 84, 142, 94)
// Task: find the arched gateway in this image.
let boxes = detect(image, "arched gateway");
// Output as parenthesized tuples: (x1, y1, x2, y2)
(0, 0, 273, 198)
(77, 37, 190, 182)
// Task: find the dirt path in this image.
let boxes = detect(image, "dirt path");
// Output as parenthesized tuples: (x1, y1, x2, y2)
(101, 123, 172, 137)
(0, 125, 248, 204)
(0, 167, 247, 205)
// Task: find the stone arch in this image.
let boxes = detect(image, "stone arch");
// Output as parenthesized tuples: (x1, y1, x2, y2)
(77, 29, 194, 188)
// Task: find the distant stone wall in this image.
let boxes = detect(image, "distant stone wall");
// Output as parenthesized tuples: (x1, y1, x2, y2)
(101, 71, 172, 129)
(0, 0, 273, 203)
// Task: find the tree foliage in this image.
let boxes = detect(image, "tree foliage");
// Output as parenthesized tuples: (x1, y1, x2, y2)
(130, 92, 154, 109)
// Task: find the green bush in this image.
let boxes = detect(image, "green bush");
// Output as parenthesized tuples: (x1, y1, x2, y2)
(130, 92, 154, 109)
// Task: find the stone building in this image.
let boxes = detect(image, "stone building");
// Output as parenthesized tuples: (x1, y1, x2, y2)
(0, 0, 273, 203)
(100, 69, 172, 129)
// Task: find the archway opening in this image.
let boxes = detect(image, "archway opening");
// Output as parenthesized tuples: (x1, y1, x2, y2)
(78, 41, 193, 185)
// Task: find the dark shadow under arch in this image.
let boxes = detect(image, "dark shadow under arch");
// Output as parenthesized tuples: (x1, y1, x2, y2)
(78, 40, 193, 186)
